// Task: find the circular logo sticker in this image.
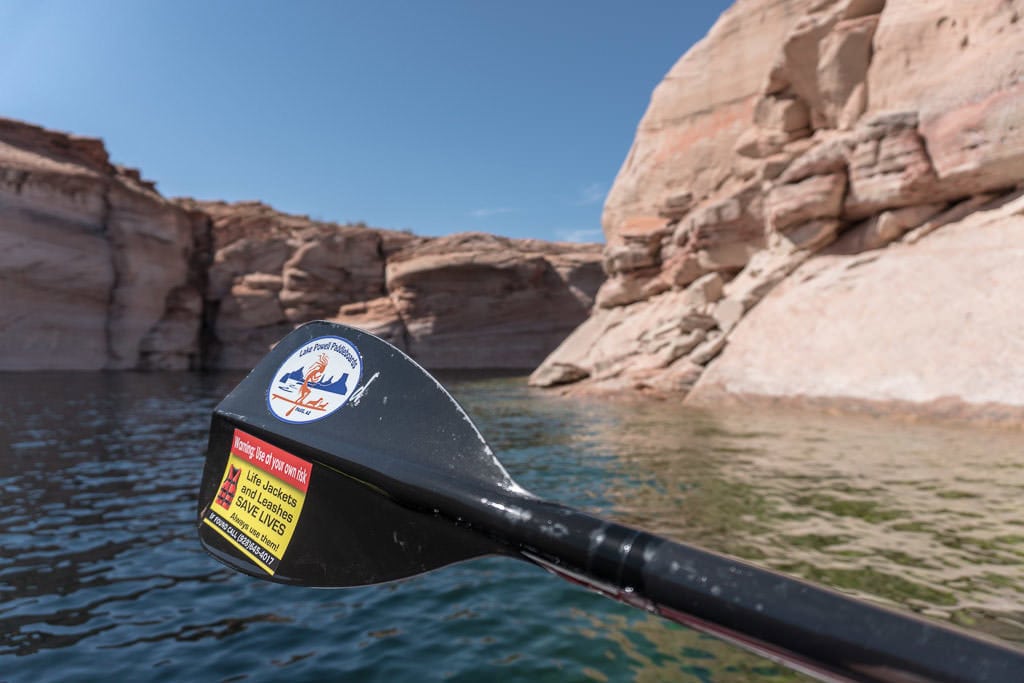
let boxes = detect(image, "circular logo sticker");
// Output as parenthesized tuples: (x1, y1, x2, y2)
(267, 335, 363, 424)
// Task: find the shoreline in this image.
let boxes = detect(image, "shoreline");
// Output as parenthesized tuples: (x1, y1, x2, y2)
(539, 379, 1024, 431)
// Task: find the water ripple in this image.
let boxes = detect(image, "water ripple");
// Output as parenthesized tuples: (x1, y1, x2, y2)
(1, 372, 1021, 681)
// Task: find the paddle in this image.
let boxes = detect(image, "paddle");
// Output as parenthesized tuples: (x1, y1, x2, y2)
(196, 321, 1024, 682)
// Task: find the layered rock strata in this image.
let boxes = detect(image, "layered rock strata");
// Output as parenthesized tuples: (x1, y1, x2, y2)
(0, 119, 203, 370)
(0, 118, 604, 371)
(689, 191, 1024, 421)
(532, 0, 1024, 418)
(196, 201, 604, 370)
(382, 233, 604, 369)
(183, 200, 417, 369)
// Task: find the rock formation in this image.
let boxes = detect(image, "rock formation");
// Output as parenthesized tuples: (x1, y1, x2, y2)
(690, 190, 1024, 422)
(194, 201, 604, 369)
(0, 120, 604, 371)
(0, 119, 203, 370)
(181, 199, 416, 369)
(382, 233, 604, 369)
(532, 0, 1024, 420)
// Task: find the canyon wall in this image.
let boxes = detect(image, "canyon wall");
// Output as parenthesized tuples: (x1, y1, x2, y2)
(193, 200, 603, 369)
(0, 119, 203, 370)
(532, 0, 1024, 420)
(0, 120, 603, 371)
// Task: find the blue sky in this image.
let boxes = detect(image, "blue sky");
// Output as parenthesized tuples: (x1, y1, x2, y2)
(1, 1, 731, 242)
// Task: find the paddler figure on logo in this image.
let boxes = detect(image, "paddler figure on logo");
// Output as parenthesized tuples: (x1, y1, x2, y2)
(289, 353, 329, 417)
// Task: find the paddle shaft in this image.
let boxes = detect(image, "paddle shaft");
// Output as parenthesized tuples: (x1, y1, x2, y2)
(433, 484, 1024, 683)
(196, 316, 1024, 682)
(204, 407, 1024, 682)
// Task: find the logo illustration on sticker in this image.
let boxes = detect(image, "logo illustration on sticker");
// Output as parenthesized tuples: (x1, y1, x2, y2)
(268, 335, 363, 423)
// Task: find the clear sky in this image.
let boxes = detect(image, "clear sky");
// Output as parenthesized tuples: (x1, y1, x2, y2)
(1, 1, 731, 242)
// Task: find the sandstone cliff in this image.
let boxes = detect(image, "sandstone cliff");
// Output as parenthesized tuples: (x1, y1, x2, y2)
(0, 119, 603, 371)
(0, 119, 204, 370)
(532, 0, 1024, 420)
(193, 200, 603, 369)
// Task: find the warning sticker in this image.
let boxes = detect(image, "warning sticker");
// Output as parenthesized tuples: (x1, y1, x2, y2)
(203, 428, 311, 575)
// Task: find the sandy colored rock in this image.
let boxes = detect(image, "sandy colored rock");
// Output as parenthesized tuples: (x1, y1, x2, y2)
(689, 192, 1024, 412)
(529, 361, 591, 388)
(1, 118, 604, 372)
(194, 204, 605, 370)
(541, 0, 1024, 418)
(530, 289, 719, 389)
(689, 331, 728, 366)
(768, 0, 883, 129)
(767, 172, 846, 231)
(867, 0, 1024, 196)
(386, 232, 603, 369)
(603, 0, 816, 246)
(827, 203, 945, 253)
(186, 200, 406, 368)
(779, 218, 841, 251)
(0, 119, 201, 370)
(843, 120, 940, 218)
(683, 272, 725, 308)
(676, 182, 767, 272)
(712, 298, 745, 333)
(332, 296, 408, 351)
(815, 14, 879, 128)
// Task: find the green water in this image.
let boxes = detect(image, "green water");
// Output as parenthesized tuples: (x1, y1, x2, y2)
(1, 372, 1022, 681)
(471, 378, 1024, 640)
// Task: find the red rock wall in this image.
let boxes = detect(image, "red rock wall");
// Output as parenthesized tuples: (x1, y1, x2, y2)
(0, 118, 604, 371)
(533, 0, 1024, 419)
(196, 201, 604, 369)
(0, 119, 201, 370)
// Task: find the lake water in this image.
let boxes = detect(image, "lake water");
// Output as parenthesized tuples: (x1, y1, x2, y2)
(2, 372, 1023, 682)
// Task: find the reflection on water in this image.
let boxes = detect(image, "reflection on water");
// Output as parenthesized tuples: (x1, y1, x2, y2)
(0, 372, 1021, 681)
(584, 399, 1024, 642)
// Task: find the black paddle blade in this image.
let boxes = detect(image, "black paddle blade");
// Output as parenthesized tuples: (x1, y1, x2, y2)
(196, 321, 514, 586)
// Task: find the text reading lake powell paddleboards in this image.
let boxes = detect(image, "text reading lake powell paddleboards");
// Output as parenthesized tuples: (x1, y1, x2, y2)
(202, 429, 311, 574)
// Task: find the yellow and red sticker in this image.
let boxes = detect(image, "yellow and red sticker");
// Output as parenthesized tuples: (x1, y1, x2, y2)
(203, 428, 311, 575)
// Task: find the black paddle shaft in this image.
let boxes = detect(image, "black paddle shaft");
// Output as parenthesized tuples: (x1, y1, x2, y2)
(197, 322, 1024, 683)
(420, 480, 1024, 683)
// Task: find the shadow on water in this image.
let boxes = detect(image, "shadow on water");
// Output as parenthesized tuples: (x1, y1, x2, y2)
(1, 372, 1021, 681)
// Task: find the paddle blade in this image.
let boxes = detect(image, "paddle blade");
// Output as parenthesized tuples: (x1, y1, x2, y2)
(196, 321, 513, 586)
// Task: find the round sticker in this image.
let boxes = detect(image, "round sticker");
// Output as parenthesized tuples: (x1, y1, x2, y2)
(267, 335, 363, 424)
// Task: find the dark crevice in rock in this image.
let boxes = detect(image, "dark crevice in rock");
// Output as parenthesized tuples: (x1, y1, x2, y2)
(191, 211, 217, 371)
(377, 232, 413, 352)
(98, 181, 118, 370)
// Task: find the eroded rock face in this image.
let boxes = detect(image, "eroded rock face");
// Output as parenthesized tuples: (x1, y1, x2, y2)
(869, 0, 1024, 197)
(1, 121, 605, 372)
(0, 119, 202, 370)
(187, 200, 416, 369)
(198, 204, 604, 370)
(602, 0, 816, 251)
(385, 233, 603, 368)
(688, 192, 1024, 420)
(534, 0, 1024, 418)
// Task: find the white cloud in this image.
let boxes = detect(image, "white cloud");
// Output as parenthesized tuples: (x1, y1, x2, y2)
(469, 207, 515, 218)
(555, 228, 605, 243)
(575, 182, 607, 206)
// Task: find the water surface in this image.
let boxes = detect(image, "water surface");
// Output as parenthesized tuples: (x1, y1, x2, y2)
(1, 372, 1022, 681)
